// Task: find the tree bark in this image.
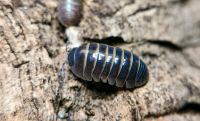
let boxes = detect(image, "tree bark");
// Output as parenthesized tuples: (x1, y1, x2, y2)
(0, 0, 200, 121)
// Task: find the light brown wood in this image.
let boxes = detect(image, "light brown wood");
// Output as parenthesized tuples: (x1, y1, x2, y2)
(0, 0, 200, 121)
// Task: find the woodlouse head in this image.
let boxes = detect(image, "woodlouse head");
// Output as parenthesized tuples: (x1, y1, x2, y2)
(68, 48, 76, 66)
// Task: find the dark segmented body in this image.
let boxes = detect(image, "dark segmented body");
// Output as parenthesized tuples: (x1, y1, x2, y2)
(68, 43, 149, 89)
(58, 0, 82, 27)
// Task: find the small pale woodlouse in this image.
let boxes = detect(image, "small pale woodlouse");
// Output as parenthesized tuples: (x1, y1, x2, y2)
(58, 0, 82, 27)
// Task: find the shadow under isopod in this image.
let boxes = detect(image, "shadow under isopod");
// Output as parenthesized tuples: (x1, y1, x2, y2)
(74, 76, 135, 99)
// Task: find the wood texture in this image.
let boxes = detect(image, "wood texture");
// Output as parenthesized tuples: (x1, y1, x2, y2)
(0, 0, 200, 121)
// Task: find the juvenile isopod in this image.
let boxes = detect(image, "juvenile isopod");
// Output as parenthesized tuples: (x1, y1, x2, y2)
(67, 43, 149, 89)
(58, 0, 82, 27)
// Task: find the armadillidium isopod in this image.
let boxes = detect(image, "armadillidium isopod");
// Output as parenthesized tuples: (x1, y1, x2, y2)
(68, 43, 149, 89)
(58, 0, 82, 27)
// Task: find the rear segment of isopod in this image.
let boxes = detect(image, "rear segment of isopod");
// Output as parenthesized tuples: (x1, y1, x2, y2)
(58, 0, 82, 27)
(68, 43, 149, 89)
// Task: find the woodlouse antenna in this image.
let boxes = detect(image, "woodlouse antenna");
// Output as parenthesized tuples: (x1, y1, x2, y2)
(58, 61, 66, 84)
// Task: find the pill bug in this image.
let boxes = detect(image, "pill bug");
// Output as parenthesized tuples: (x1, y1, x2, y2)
(68, 43, 149, 89)
(58, 0, 82, 27)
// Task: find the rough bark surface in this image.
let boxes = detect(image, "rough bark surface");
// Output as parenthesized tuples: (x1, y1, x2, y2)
(0, 0, 200, 121)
